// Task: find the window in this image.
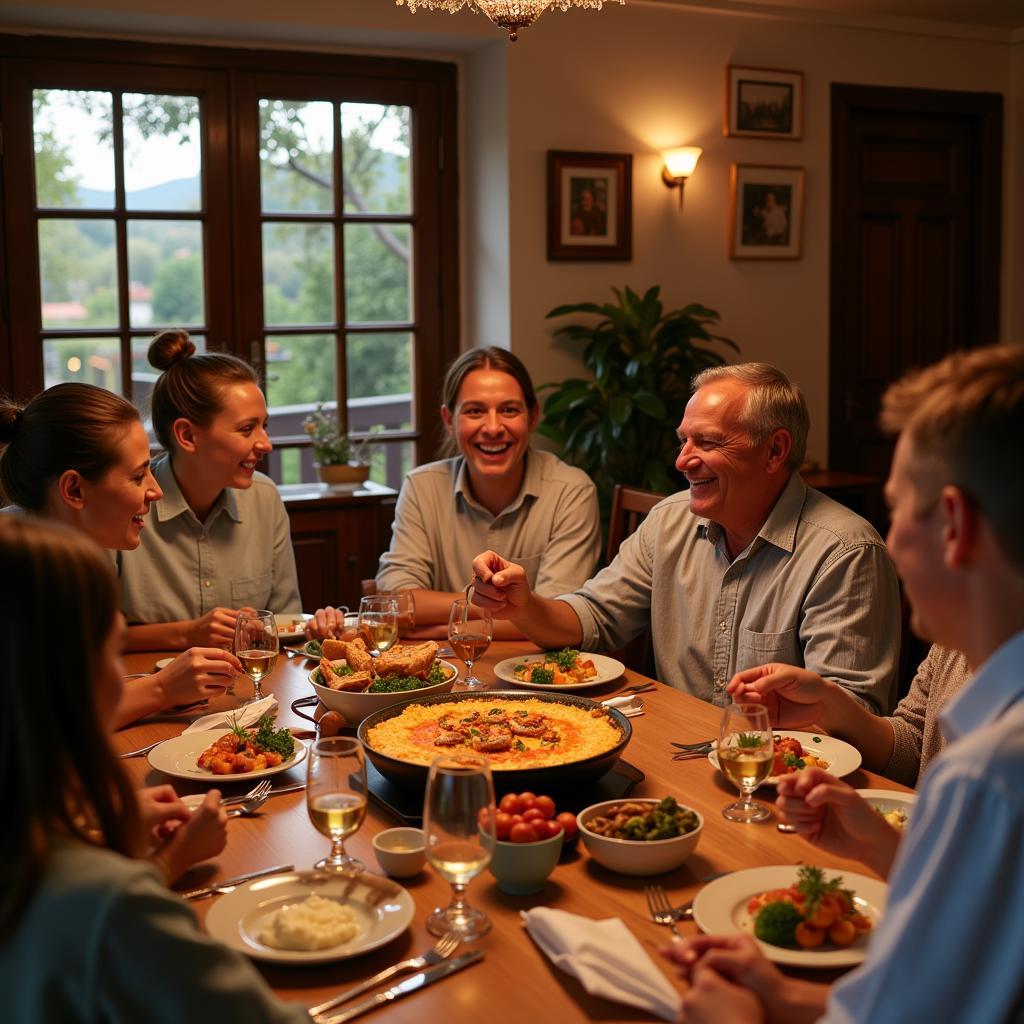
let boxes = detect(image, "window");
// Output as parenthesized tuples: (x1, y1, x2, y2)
(0, 37, 459, 485)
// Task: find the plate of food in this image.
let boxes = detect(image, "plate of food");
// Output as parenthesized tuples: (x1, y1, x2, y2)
(204, 870, 414, 964)
(692, 864, 887, 967)
(275, 613, 313, 642)
(856, 788, 916, 831)
(708, 731, 861, 786)
(494, 649, 625, 691)
(148, 715, 308, 781)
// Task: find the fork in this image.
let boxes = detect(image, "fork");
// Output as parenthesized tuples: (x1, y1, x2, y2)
(645, 885, 683, 939)
(308, 932, 462, 1018)
(118, 739, 163, 760)
(225, 791, 271, 818)
(671, 739, 714, 751)
(222, 779, 272, 807)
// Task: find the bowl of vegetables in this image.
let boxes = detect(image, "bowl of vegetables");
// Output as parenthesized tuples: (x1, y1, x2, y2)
(577, 797, 703, 876)
(308, 659, 457, 723)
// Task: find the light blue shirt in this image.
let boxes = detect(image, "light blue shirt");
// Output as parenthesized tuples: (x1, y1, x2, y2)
(826, 630, 1024, 1022)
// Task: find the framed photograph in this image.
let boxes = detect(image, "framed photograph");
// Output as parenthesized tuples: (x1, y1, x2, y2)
(725, 66, 803, 140)
(547, 150, 632, 261)
(729, 164, 805, 259)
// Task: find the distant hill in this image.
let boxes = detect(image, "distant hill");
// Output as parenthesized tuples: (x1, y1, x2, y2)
(78, 177, 200, 210)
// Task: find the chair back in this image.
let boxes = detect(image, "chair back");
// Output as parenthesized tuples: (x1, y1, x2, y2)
(606, 484, 668, 564)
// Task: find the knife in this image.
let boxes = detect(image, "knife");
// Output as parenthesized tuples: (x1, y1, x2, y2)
(315, 950, 483, 1024)
(180, 863, 294, 901)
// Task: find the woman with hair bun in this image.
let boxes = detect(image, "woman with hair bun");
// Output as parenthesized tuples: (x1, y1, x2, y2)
(0, 383, 241, 728)
(119, 330, 301, 652)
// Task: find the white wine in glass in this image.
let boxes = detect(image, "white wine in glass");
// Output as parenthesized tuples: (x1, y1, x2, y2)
(234, 609, 278, 703)
(307, 737, 367, 873)
(718, 702, 774, 823)
(423, 751, 495, 939)
(447, 599, 493, 690)
(358, 595, 399, 655)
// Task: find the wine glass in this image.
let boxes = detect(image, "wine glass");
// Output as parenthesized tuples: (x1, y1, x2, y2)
(447, 598, 492, 690)
(306, 736, 367, 873)
(718, 702, 774, 823)
(233, 609, 278, 703)
(358, 595, 399, 655)
(423, 751, 495, 939)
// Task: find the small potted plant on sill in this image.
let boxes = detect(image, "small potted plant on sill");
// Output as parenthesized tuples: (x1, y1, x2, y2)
(303, 403, 372, 487)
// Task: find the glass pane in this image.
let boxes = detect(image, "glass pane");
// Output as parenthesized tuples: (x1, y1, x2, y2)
(344, 223, 410, 323)
(341, 103, 411, 214)
(39, 219, 118, 329)
(347, 332, 412, 432)
(369, 439, 413, 491)
(263, 223, 335, 326)
(260, 99, 333, 214)
(128, 220, 205, 327)
(265, 333, 336, 409)
(43, 336, 121, 392)
(33, 89, 114, 209)
(123, 93, 202, 211)
(132, 334, 205, 410)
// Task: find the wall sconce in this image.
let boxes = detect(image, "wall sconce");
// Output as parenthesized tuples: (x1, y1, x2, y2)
(661, 146, 702, 208)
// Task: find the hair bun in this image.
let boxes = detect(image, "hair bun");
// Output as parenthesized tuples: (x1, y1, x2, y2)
(0, 402, 24, 444)
(148, 329, 196, 372)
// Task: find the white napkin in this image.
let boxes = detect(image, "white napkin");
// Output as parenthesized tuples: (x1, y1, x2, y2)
(521, 907, 681, 1021)
(183, 695, 279, 734)
(601, 694, 644, 718)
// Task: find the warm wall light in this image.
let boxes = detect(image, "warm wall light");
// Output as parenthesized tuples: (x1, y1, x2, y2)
(661, 146, 702, 208)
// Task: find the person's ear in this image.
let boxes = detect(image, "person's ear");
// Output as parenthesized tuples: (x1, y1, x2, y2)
(172, 417, 199, 454)
(765, 428, 792, 474)
(56, 469, 87, 511)
(939, 484, 980, 569)
(440, 405, 455, 439)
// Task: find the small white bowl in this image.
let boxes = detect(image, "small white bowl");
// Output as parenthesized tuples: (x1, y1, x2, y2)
(308, 659, 457, 724)
(577, 798, 704, 876)
(373, 827, 426, 878)
(856, 789, 916, 831)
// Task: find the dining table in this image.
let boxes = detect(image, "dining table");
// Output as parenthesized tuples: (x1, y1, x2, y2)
(115, 642, 912, 1022)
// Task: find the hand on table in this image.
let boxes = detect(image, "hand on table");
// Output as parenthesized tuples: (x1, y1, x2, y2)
(150, 790, 228, 884)
(155, 648, 242, 705)
(306, 606, 347, 640)
(185, 606, 253, 649)
(726, 664, 829, 730)
(470, 550, 532, 618)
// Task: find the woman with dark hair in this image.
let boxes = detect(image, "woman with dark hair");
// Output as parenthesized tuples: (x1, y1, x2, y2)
(309, 346, 600, 638)
(0, 383, 240, 728)
(119, 330, 301, 652)
(0, 517, 307, 1023)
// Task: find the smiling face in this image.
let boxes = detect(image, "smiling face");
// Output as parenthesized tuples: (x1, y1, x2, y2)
(186, 381, 272, 491)
(76, 419, 163, 550)
(441, 368, 538, 489)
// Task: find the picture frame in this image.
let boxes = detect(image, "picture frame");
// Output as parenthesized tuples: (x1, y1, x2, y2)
(547, 150, 632, 261)
(725, 66, 803, 140)
(729, 164, 805, 260)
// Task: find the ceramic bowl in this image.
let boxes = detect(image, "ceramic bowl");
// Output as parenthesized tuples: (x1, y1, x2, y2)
(372, 827, 426, 878)
(485, 829, 564, 895)
(577, 798, 703, 876)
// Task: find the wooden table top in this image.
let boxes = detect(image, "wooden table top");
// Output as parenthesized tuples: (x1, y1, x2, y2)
(116, 644, 910, 1021)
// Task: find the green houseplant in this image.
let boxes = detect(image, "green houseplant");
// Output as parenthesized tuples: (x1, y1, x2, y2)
(537, 285, 737, 515)
(303, 403, 371, 485)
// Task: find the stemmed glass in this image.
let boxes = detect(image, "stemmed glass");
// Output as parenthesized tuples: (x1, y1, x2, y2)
(358, 595, 399, 655)
(447, 599, 493, 690)
(233, 609, 278, 703)
(718, 702, 774, 823)
(307, 736, 367, 873)
(423, 751, 495, 939)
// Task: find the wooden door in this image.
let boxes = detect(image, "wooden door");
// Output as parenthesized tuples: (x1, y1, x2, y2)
(829, 84, 1002, 479)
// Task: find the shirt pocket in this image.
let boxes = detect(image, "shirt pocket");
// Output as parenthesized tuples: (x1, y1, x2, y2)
(509, 551, 543, 587)
(230, 571, 273, 608)
(737, 626, 799, 670)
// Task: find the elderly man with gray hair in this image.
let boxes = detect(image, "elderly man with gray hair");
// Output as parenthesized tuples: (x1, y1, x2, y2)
(471, 362, 900, 714)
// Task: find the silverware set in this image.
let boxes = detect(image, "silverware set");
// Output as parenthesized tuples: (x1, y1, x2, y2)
(645, 885, 690, 939)
(670, 738, 714, 760)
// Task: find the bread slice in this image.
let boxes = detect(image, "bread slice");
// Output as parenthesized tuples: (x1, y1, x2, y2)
(374, 640, 439, 679)
(322, 636, 374, 673)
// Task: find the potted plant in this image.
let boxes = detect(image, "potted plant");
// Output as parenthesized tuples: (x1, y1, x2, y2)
(303, 403, 372, 486)
(538, 285, 737, 517)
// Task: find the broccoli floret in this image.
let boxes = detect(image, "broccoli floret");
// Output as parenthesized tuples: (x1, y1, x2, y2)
(622, 815, 648, 840)
(548, 648, 581, 671)
(753, 900, 803, 947)
(529, 666, 555, 685)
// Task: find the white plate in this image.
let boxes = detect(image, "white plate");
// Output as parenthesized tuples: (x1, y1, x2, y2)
(709, 731, 862, 786)
(692, 865, 887, 967)
(147, 729, 308, 782)
(856, 788, 917, 830)
(493, 652, 626, 691)
(205, 871, 415, 964)
(276, 613, 313, 642)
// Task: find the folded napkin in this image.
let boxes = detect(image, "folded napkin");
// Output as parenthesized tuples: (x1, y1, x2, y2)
(521, 907, 681, 1021)
(183, 695, 279, 734)
(601, 694, 644, 718)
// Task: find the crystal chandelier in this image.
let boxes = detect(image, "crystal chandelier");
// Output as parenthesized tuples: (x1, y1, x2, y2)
(396, 0, 623, 43)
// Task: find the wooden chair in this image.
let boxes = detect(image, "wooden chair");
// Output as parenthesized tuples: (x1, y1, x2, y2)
(605, 484, 668, 675)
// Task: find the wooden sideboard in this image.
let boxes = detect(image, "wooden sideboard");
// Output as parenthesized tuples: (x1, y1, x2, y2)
(280, 481, 397, 611)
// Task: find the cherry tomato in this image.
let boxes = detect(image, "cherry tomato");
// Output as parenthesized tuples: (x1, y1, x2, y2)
(509, 814, 525, 825)
(495, 812, 514, 841)
(518, 795, 538, 813)
(518, 791, 537, 804)
(539, 819, 563, 840)
(522, 808, 546, 823)
(509, 822, 540, 844)
(555, 812, 579, 839)
(534, 795, 556, 819)
(499, 793, 522, 815)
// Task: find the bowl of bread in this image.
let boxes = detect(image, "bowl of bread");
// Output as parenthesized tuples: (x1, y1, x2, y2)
(308, 636, 458, 724)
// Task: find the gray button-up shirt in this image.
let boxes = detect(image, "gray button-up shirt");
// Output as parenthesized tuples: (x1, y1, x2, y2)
(559, 473, 900, 713)
(119, 454, 302, 623)
(377, 448, 601, 598)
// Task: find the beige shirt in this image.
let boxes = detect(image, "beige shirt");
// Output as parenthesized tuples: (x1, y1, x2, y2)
(119, 454, 302, 623)
(559, 473, 901, 713)
(377, 448, 601, 598)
